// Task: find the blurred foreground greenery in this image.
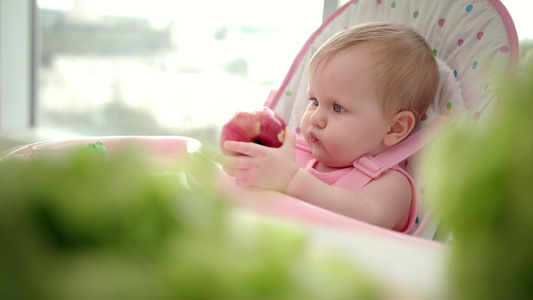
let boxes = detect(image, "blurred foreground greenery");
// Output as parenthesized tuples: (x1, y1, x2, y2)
(0, 148, 377, 300)
(427, 62, 533, 299)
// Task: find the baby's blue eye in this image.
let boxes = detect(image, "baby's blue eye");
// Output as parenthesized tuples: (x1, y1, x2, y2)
(333, 104, 345, 113)
(311, 98, 319, 106)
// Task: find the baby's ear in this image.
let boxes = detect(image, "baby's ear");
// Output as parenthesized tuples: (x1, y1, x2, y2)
(384, 111, 416, 147)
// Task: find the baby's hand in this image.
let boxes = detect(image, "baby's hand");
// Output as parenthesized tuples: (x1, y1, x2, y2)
(218, 128, 299, 192)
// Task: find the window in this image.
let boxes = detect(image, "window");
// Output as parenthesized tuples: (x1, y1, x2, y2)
(36, 0, 323, 144)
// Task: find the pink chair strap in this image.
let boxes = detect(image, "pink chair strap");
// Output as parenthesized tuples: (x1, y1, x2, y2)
(338, 116, 452, 190)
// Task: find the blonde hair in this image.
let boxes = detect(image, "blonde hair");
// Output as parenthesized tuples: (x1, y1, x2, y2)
(308, 22, 439, 121)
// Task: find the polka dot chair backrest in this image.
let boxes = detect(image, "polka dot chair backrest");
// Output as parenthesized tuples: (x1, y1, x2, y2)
(265, 0, 519, 239)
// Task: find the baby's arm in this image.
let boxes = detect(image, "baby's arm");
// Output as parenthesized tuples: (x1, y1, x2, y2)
(285, 168, 412, 230)
(219, 129, 412, 230)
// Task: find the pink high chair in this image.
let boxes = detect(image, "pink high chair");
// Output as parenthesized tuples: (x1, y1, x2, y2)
(263, 0, 519, 240)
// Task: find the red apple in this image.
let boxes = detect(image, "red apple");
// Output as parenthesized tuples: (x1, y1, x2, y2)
(219, 107, 286, 155)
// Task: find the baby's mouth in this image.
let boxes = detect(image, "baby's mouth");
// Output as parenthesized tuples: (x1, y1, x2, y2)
(308, 131, 319, 144)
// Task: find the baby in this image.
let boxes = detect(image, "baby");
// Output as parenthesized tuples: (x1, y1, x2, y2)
(219, 22, 439, 232)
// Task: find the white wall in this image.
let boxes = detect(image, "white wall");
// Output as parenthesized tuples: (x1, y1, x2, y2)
(0, 0, 34, 132)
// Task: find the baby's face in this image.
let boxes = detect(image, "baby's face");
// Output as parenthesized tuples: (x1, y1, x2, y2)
(302, 45, 392, 171)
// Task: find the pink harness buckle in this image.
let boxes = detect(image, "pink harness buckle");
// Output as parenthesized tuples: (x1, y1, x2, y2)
(353, 155, 388, 179)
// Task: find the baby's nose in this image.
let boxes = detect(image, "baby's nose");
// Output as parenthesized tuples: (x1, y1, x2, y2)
(310, 109, 327, 128)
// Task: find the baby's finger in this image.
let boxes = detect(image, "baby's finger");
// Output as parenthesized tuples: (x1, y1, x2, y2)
(234, 176, 254, 188)
(223, 141, 264, 157)
(221, 165, 244, 177)
(218, 157, 251, 178)
(281, 127, 297, 149)
(217, 153, 253, 170)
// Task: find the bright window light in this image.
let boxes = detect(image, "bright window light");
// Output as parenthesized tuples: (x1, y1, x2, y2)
(36, 0, 323, 141)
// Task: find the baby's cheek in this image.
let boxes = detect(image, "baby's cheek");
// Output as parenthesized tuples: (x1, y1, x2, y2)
(328, 135, 361, 159)
(299, 114, 311, 131)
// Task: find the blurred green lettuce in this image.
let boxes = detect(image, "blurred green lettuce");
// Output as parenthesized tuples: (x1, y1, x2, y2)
(0, 147, 377, 300)
(426, 62, 533, 300)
